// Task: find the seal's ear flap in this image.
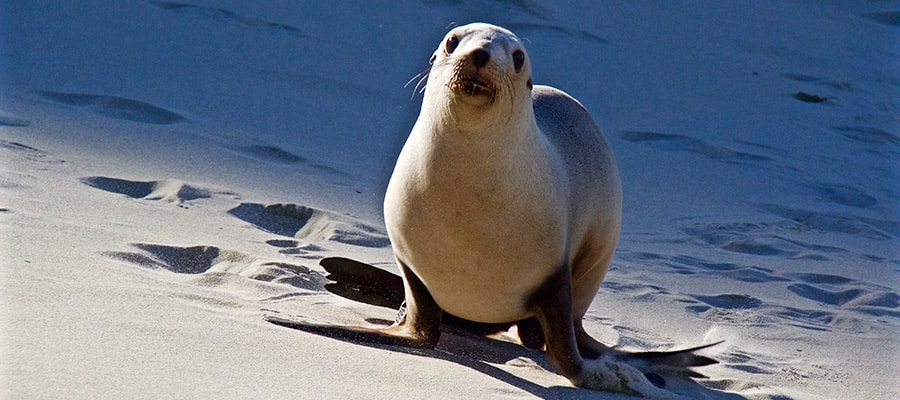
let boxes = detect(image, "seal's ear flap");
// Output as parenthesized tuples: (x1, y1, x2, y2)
(527, 77, 533, 90)
(429, 54, 437, 64)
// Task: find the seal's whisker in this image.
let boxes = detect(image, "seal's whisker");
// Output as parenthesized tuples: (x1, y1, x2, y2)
(404, 67, 430, 88)
(415, 74, 429, 94)
(405, 67, 432, 100)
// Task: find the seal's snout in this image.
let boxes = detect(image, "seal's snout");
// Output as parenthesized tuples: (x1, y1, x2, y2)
(471, 49, 490, 69)
(448, 47, 497, 106)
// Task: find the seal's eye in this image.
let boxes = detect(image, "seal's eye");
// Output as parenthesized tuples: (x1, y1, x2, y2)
(512, 50, 525, 73)
(445, 35, 459, 54)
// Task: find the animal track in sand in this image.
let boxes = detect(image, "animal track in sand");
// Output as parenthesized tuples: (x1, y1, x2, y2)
(219, 144, 347, 176)
(785, 282, 899, 318)
(620, 131, 770, 164)
(759, 204, 898, 240)
(149, 1, 306, 37)
(265, 239, 300, 248)
(682, 286, 897, 333)
(787, 285, 864, 307)
(831, 125, 900, 147)
(691, 294, 763, 310)
(0, 140, 65, 166)
(504, 23, 609, 45)
(673, 255, 790, 284)
(782, 73, 852, 91)
(81, 176, 212, 204)
(226, 145, 306, 165)
(783, 273, 853, 285)
(0, 112, 30, 127)
(105, 243, 328, 290)
(862, 11, 900, 27)
(676, 264, 899, 329)
(619, 251, 791, 285)
(679, 218, 852, 260)
(264, 238, 327, 259)
(810, 183, 878, 209)
(229, 203, 390, 248)
(40, 91, 184, 125)
(618, 246, 898, 332)
(422, 0, 551, 20)
(1, 140, 57, 190)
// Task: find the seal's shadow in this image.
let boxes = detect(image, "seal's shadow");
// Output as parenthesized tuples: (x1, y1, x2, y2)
(293, 317, 749, 400)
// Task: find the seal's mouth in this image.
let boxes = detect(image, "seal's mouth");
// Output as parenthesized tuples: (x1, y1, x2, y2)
(458, 77, 494, 98)
(459, 78, 494, 97)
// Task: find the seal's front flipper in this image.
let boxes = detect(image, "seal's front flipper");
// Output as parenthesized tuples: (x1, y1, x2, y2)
(266, 261, 443, 349)
(320, 257, 404, 309)
(264, 314, 437, 349)
(319, 257, 521, 339)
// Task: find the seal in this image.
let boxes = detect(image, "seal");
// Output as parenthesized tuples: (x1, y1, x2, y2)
(266, 23, 717, 396)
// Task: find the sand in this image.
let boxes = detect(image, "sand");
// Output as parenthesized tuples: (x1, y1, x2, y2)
(2, 1, 897, 399)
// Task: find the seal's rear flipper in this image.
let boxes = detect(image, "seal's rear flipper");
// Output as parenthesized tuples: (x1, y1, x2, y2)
(320, 257, 404, 309)
(614, 340, 723, 387)
(624, 340, 723, 368)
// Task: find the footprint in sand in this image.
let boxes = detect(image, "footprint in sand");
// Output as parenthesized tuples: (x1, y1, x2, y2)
(149, 1, 306, 37)
(862, 11, 900, 27)
(624, 248, 898, 330)
(759, 204, 898, 240)
(667, 254, 791, 284)
(226, 145, 307, 165)
(682, 293, 840, 332)
(229, 203, 390, 248)
(618, 251, 793, 286)
(809, 183, 879, 209)
(831, 125, 900, 147)
(40, 91, 184, 125)
(782, 73, 851, 91)
(620, 131, 770, 164)
(265, 239, 327, 259)
(718, 349, 807, 379)
(681, 275, 898, 332)
(0, 113, 31, 127)
(106, 243, 328, 290)
(81, 176, 212, 204)
(691, 294, 763, 310)
(680, 220, 846, 260)
(1, 141, 55, 190)
(783, 273, 899, 318)
(786, 285, 865, 307)
(219, 143, 347, 176)
(1, 140, 65, 166)
(504, 23, 609, 45)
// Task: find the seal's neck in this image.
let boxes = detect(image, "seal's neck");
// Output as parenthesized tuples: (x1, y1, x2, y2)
(424, 92, 538, 146)
(406, 95, 543, 183)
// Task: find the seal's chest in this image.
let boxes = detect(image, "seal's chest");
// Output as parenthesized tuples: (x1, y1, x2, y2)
(391, 170, 567, 277)
(387, 131, 568, 258)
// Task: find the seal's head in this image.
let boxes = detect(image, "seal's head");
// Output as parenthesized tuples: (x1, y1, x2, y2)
(424, 23, 533, 112)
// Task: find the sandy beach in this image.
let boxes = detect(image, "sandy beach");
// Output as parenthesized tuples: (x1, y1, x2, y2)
(2, 1, 897, 399)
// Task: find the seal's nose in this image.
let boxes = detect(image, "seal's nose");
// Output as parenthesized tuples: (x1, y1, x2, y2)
(471, 49, 490, 69)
